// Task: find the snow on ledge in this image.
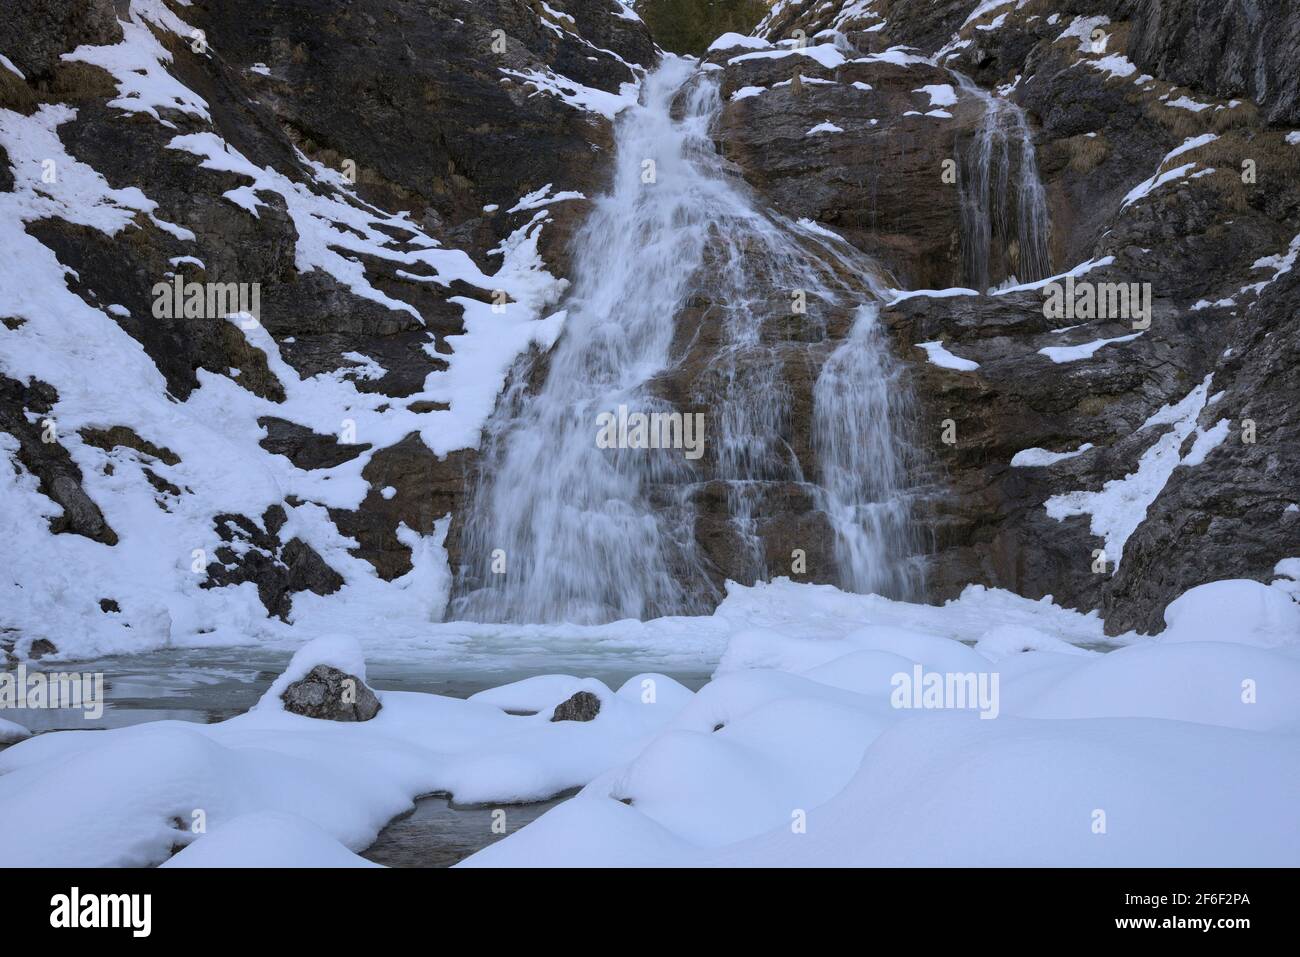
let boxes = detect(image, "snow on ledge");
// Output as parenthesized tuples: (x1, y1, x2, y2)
(916, 340, 979, 371)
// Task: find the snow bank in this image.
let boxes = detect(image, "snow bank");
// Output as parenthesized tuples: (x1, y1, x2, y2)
(464, 577, 1300, 867)
(0, 716, 31, 744)
(1162, 579, 1300, 648)
(162, 811, 380, 868)
(3, 575, 1296, 867)
(0, 660, 692, 865)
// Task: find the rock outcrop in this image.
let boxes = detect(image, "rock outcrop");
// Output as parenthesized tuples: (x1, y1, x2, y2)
(0, 0, 655, 645)
(550, 690, 601, 721)
(725, 0, 1300, 632)
(281, 663, 382, 721)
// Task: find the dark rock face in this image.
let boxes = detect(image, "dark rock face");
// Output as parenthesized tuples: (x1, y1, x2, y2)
(194, 0, 653, 256)
(0, 375, 117, 545)
(733, 0, 1300, 632)
(201, 507, 345, 620)
(0, 0, 123, 81)
(281, 664, 382, 721)
(1121, 0, 1300, 126)
(550, 690, 601, 721)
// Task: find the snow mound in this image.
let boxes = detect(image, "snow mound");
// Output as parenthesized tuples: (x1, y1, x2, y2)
(162, 811, 380, 868)
(1161, 579, 1300, 648)
(257, 635, 371, 711)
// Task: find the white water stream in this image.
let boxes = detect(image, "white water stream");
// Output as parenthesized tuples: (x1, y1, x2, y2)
(953, 71, 1051, 291)
(450, 58, 921, 624)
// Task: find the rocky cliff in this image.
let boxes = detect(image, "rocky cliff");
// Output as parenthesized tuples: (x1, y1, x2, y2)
(709, 0, 1300, 633)
(2, 0, 1297, 654)
(1, 0, 655, 656)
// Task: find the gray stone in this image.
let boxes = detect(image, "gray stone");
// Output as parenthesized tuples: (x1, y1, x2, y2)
(550, 691, 601, 722)
(281, 665, 382, 722)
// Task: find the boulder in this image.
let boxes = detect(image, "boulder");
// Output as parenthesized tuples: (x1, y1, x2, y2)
(280, 665, 382, 722)
(550, 690, 601, 722)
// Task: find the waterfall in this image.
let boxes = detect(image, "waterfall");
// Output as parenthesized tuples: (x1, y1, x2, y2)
(952, 72, 1051, 291)
(813, 302, 924, 599)
(450, 57, 917, 624)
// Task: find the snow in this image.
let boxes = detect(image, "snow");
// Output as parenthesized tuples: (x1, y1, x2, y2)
(63, 4, 210, 126)
(500, 68, 639, 120)
(258, 636, 370, 710)
(163, 811, 380, 868)
(1044, 376, 1221, 568)
(886, 286, 978, 304)
(0, 716, 31, 744)
(994, 255, 1115, 294)
(806, 121, 844, 135)
(507, 184, 587, 213)
(1287, 131, 1300, 146)
(1011, 442, 1094, 467)
(794, 218, 849, 243)
(916, 340, 979, 371)
(708, 33, 770, 53)
(1167, 95, 1212, 113)
(729, 44, 848, 71)
(1121, 162, 1199, 208)
(1038, 331, 1143, 363)
(460, 576, 1300, 867)
(1243, 233, 1300, 299)
(730, 85, 765, 101)
(914, 84, 957, 108)
(1088, 54, 1138, 80)
(962, 0, 1015, 28)
(852, 47, 932, 68)
(611, 2, 641, 24)
(1165, 132, 1218, 164)
(5, 571, 1296, 867)
(1057, 15, 1110, 52)
(1162, 579, 1300, 649)
(0, 53, 25, 79)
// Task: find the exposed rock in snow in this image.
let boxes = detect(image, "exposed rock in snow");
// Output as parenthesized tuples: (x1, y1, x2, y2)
(281, 665, 383, 722)
(551, 690, 602, 722)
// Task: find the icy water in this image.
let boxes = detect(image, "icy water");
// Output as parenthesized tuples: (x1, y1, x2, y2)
(0, 647, 710, 867)
(360, 793, 573, 868)
(0, 647, 711, 733)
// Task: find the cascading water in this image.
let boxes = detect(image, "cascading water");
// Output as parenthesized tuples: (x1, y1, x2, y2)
(450, 57, 919, 624)
(813, 302, 924, 599)
(952, 72, 1051, 291)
